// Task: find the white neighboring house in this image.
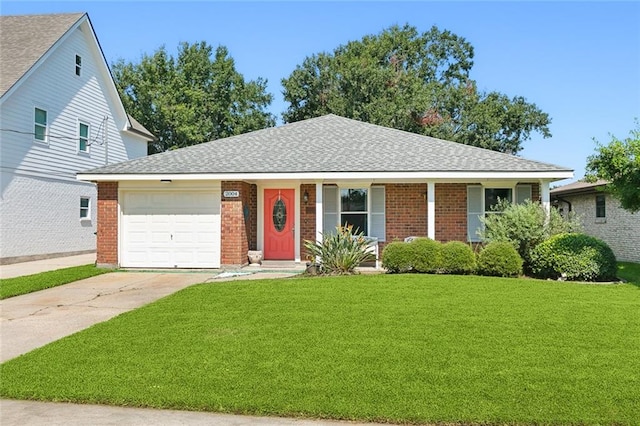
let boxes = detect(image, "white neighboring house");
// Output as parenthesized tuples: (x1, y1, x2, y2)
(0, 13, 155, 264)
(551, 180, 640, 263)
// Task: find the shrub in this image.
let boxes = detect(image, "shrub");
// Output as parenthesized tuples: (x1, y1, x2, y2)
(529, 233, 618, 281)
(479, 199, 582, 272)
(411, 238, 442, 273)
(477, 242, 523, 277)
(381, 242, 414, 273)
(303, 226, 374, 275)
(440, 241, 476, 274)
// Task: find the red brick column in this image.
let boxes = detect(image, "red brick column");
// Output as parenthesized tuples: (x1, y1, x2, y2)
(96, 182, 118, 268)
(221, 181, 252, 266)
(435, 183, 467, 242)
(300, 184, 317, 261)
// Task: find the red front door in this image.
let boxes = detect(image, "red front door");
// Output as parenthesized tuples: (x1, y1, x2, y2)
(264, 189, 295, 260)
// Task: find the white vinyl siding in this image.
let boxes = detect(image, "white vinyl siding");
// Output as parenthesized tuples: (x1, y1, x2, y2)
(467, 184, 532, 242)
(322, 185, 385, 241)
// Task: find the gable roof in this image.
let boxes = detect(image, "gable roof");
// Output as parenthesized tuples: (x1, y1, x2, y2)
(0, 12, 154, 140)
(0, 13, 85, 97)
(78, 114, 572, 180)
(551, 179, 608, 196)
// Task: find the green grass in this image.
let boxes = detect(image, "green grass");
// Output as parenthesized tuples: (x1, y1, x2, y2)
(0, 265, 110, 299)
(1, 274, 638, 425)
(617, 262, 640, 285)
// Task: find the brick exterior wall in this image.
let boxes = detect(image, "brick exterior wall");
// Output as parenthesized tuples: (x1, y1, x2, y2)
(435, 183, 468, 242)
(220, 181, 257, 266)
(96, 182, 118, 267)
(562, 192, 640, 263)
(385, 183, 428, 246)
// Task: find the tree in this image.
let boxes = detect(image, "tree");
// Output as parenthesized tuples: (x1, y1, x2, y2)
(586, 123, 640, 212)
(282, 24, 551, 154)
(113, 42, 275, 153)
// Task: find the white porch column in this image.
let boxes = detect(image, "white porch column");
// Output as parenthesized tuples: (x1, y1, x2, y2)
(427, 181, 436, 240)
(540, 180, 551, 216)
(315, 181, 323, 242)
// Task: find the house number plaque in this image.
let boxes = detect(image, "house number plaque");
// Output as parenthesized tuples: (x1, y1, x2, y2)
(223, 190, 240, 198)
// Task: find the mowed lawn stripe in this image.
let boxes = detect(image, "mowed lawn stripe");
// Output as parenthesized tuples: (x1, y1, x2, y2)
(1, 274, 638, 425)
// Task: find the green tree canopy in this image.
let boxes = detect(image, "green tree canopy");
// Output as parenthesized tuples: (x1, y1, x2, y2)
(586, 123, 640, 212)
(282, 24, 551, 154)
(113, 42, 275, 153)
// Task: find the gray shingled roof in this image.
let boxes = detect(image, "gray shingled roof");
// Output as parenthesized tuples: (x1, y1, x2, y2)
(0, 13, 84, 96)
(551, 179, 608, 196)
(81, 114, 572, 175)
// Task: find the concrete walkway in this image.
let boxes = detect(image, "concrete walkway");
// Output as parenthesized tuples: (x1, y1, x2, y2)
(0, 399, 388, 426)
(0, 253, 97, 279)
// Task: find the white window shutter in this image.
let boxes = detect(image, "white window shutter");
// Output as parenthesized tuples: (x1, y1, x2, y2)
(467, 186, 483, 242)
(516, 184, 532, 204)
(370, 186, 385, 241)
(323, 186, 338, 236)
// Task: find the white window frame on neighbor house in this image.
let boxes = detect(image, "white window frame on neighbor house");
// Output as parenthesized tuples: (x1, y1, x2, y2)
(322, 185, 385, 241)
(78, 120, 90, 153)
(34, 107, 48, 144)
(80, 197, 90, 220)
(467, 184, 532, 242)
(75, 54, 82, 76)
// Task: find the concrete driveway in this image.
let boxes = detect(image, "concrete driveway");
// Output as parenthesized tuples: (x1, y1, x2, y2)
(0, 271, 213, 362)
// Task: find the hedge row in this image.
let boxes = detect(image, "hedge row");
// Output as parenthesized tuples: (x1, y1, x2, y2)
(381, 233, 618, 282)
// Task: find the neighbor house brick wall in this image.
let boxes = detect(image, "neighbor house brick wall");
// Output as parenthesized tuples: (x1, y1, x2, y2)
(96, 182, 118, 267)
(300, 184, 317, 261)
(435, 183, 467, 242)
(220, 181, 256, 266)
(385, 184, 428, 246)
(563, 192, 640, 263)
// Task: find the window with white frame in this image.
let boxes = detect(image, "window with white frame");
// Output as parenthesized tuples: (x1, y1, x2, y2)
(34, 107, 47, 142)
(467, 184, 532, 242)
(78, 121, 90, 152)
(80, 197, 90, 220)
(75, 55, 82, 76)
(323, 185, 385, 240)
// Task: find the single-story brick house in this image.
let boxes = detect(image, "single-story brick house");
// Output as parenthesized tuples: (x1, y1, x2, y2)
(77, 114, 573, 269)
(551, 180, 639, 263)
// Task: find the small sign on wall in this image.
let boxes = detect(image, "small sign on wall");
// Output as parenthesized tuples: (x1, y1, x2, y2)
(223, 190, 240, 198)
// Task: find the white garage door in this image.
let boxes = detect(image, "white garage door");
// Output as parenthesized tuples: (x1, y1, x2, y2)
(121, 190, 221, 268)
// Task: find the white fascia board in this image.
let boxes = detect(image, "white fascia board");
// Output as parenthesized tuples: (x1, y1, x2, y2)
(77, 170, 574, 183)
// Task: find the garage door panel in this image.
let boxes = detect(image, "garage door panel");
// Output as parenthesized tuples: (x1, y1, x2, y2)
(121, 190, 221, 268)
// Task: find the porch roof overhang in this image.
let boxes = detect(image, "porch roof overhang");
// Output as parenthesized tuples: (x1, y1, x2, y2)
(77, 170, 574, 183)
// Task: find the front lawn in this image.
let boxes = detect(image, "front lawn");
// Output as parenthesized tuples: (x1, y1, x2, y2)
(617, 262, 640, 285)
(0, 265, 110, 299)
(1, 274, 638, 425)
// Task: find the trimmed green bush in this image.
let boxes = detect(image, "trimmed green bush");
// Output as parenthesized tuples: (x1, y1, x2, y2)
(440, 241, 476, 274)
(381, 242, 415, 273)
(411, 238, 442, 273)
(529, 233, 618, 281)
(477, 242, 523, 277)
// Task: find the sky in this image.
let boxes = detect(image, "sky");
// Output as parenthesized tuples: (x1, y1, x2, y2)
(3, 1, 639, 184)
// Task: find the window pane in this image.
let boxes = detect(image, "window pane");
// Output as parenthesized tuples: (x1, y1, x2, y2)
(80, 198, 89, 208)
(341, 214, 367, 235)
(596, 195, 606, 218)
(341, 188, 367, 212)
(35, 108, 47, 125)
(76, 55, 82, 66)
(485, 188, 512, 211)
(34, 124, 46, 141)
(79, 123, 89, 138)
